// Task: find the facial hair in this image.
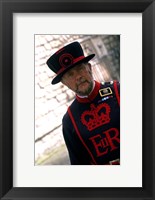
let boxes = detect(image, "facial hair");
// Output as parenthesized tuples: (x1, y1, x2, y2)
(75, 79, 94, 96)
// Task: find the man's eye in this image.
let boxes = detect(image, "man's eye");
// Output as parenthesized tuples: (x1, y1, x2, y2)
(67, 72, 74, 77)
(78, 67, 83, 71)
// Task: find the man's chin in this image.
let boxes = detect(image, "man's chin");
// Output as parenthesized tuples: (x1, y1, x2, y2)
(77, 86, 93, 97)
(75, 80, 94, 96)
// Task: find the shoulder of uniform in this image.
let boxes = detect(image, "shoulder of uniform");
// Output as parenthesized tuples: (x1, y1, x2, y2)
(101, 80, 114, 86)
(101, 80, 120, 86)
(63, 111, 69, 121)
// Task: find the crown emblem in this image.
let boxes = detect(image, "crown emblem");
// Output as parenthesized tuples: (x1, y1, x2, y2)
(81, 103, 111, 131)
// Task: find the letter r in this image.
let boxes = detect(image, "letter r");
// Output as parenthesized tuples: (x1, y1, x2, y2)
(104, 128, 120, 151)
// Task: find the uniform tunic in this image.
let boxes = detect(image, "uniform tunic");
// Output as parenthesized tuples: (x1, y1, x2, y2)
(62, 81, 120, 165)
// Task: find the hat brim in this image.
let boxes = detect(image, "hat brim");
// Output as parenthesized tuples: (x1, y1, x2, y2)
(51, 54, 95, 84)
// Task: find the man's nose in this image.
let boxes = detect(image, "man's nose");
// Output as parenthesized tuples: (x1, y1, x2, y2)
(75, 72, 83, 82)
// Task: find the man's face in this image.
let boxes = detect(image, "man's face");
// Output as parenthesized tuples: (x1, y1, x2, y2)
(61, 63, 94, 96)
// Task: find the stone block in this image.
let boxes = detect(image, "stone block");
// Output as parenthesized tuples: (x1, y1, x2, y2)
(44, 42, 52, 50)
(56, 92, 67, 102)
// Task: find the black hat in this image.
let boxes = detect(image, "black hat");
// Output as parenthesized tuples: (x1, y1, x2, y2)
(46, 41, 95, 84)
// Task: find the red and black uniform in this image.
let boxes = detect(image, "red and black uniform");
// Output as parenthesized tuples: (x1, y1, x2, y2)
(62, 81, 120, 165)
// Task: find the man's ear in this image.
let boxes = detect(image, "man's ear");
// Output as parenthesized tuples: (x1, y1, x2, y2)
(88, 63, 92, 71)
(88, 63, 91, 70)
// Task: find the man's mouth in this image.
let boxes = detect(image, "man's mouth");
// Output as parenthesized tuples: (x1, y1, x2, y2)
(77, 80, 88, 87)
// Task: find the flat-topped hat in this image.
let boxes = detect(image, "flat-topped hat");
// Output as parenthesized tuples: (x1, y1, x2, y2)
(46, 41, 95, 84)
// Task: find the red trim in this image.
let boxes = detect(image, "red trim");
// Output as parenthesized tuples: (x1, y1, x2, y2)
(56, 47, 65, 54)
(57, 66, 65, 75)
(76, 81, 101, 103)
(110, 161, 120, 165)
(113, 81, 120, 106)
(68, 107, 97, 165)
(73, 56, 85, 64)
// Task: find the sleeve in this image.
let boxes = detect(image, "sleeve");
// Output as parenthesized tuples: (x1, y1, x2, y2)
(116, 80, 120, 95)
(113, 80, 120, 106)
(62, 113, 90, 165)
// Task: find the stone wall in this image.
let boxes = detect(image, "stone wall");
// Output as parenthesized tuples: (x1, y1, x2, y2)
(35, 34, 120, 165)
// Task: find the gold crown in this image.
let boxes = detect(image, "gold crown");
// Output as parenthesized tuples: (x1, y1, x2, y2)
(81, 103, 111, 131)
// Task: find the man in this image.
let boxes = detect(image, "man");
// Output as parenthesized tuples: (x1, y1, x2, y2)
(46, 41, 120, 165)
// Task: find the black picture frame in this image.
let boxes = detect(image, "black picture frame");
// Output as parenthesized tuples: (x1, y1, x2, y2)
(0, 0, 154, 199)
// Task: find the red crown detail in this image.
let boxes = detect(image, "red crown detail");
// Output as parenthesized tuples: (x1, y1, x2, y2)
(81, 103, 111, 131)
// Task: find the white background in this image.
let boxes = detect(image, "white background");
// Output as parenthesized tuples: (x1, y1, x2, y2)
(13, 13, 142, 187)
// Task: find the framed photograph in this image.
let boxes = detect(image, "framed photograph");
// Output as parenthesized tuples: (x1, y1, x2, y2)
(34, 34, 120, 166)
(0, 0, 154, 199)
